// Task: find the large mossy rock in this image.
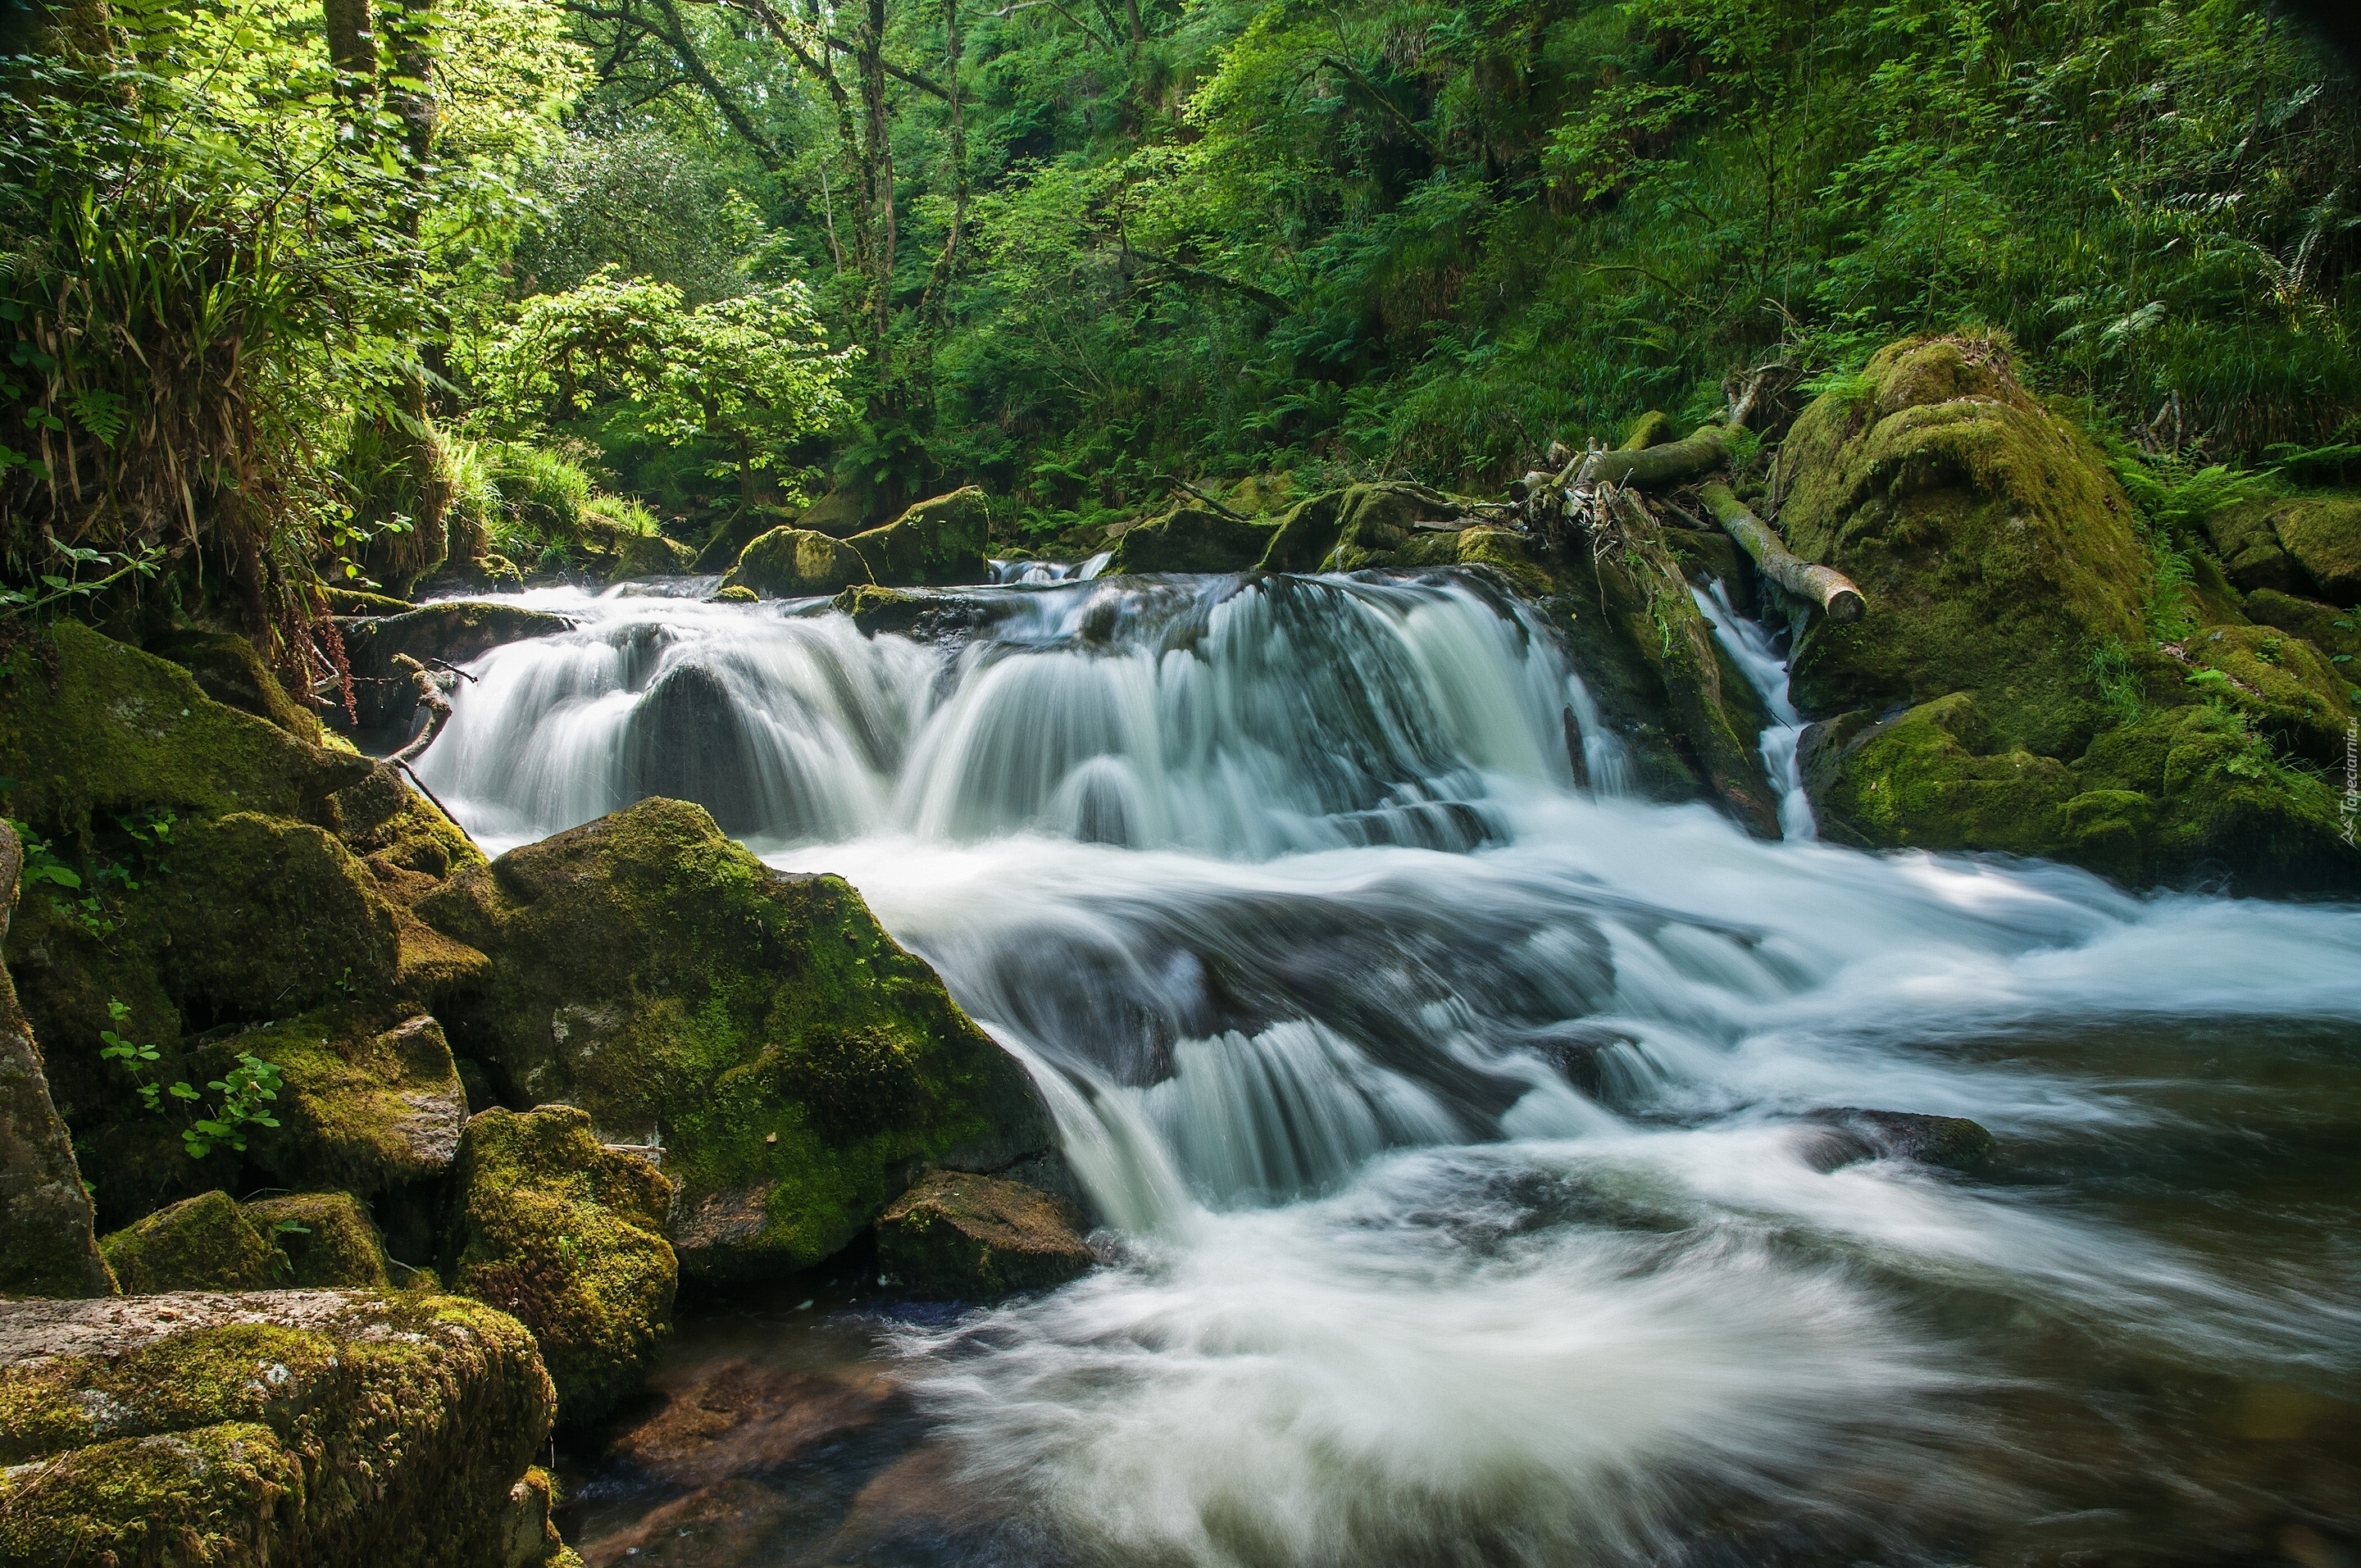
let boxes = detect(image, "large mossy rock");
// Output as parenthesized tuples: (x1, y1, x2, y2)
(144, 628, 325, 743)
(720, 526, 871, 598)
(841, 486, 990, 588)
(876, 1170, 1093, 1300)
(1108, 505, 1277, 575)
(416, 798, 1057, 1280)
(98, 1190, 284, 1294)
(2204, 491, 2361, 606)
(0, 822, 113, 1300)
(1258, 481, 1467, 574)
(1782, 336, 2359, 892)
(442, 1106, 677, 1425)
(0, 1288, 569, 1566)
(0, 620, 368, 842)
(1781, 335, 2149, 759)
(241, 1009, 468, 1198)
(607, 533, 697, 582)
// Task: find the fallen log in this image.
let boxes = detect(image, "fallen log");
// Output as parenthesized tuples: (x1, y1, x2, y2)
(1587, 424, 1737, 489)
(1697, 480, 1865, 623)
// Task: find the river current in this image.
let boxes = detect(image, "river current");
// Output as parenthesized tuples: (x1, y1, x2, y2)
(411, 566, 2361, 1567)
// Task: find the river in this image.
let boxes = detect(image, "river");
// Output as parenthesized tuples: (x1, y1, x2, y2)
(411, 566, 2361, 1568)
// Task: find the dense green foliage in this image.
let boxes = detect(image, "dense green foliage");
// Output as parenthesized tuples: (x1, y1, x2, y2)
(3, 0, 2356, 583)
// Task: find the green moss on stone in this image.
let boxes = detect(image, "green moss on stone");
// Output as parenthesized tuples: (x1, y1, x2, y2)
(876, 1170, 1093, 1300)
(237, 1009, 466, 1198)
(240, 1193, 391, 1288)
(416, 798, 1054, 1280)
(99, 1190, 284, 1293)
(1781, 335, 2149, 760)
(0, 1289, 558, 1566)
(841, 486, 991, 587)
(143, 629, 325, 745)
(0, 621, 369, 848)
(2205, 491, 2361, 605)
(609, 534, 697, 581)
(1108, 506, 1277, 575)
(721, 526, 872, 598)
(442, 1105, 677, 1425)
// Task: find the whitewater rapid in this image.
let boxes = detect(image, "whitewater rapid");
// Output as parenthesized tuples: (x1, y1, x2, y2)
(415, 568, 2361, 1566)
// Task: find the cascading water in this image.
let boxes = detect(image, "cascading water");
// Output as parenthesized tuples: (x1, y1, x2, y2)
(419, 566, 2361, 1568)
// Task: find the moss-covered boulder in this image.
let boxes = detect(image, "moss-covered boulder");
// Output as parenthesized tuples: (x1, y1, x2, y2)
(1108, 505, 1278, 575)
(607, 533, 697, 581)
(1, 822, 114, 1300)
(99, 1191, 284, 1294)
(239, 1009, 467, 1198)
(841, 487, 990, 588)
(416, 798, 1056, 1280)
(830, 584, 1002, 643)
(1257, 481, 1467, 575)
(876, 1170, 1093, 1300)
(2204, 491, 2361, 606)
(144, 629, 325, 743)
(0, 620, 369, 844)
(1781, 335, 2149, 760)
(443, 1106, 676, 1425)
(0, 1288, 567, 1566)
(241, 1193, 392, 1288)
(719, 526, 871, 598)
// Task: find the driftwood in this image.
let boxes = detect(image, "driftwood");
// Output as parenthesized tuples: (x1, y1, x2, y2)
(387, 653, 454, 764)
(1697, 480, 1864, 623)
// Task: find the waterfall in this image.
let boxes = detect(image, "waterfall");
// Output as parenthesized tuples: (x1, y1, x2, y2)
(419, 566, 2361, 1568)
(1694, 579, 1815, 841)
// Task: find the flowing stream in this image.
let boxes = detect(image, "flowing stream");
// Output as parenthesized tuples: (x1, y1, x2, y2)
(413, 567, 2361, 1568)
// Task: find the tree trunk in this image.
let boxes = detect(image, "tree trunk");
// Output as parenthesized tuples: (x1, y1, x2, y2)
(1697, 479, 1864, 623)
(1588, 424, 1735, 489)
(858, 0, 894, 381)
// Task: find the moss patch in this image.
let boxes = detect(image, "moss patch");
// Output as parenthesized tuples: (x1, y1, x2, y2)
(236, 1009, 466, 1198)
(0, 1289, 557, 1566)
(442, 1106, 676, 1425)
(2205, 491, 2361, 606)
(416, 798, 1054, 1279)
(143, 629, 324, 745)
(98, 1190, 284, 1293)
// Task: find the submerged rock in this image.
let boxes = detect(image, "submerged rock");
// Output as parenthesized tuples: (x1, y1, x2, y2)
(876, 1170, 1094, 1299)
(98, 1190, 284, 1294)
(1108, 504, 1277, 575)
(842, 486, 990, 588)
(442, 1105, 678, 1425)
(1799, 1108, 1999, 1173)
(416, 798, 1057, 1281)
(832, 584, 1003, 642)
(0, 1288, 567, 1566)
(721, 525, 871, 598)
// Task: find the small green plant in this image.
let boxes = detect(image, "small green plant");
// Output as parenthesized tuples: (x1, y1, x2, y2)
(2088, 639, 2144, 724)
(98, 999, 284, 1159)
(6, 816, 113, 936)
(0, 543, 165, 622)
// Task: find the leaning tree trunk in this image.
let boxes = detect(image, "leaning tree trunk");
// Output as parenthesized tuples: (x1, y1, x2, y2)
(1697, 480, 1864, 623)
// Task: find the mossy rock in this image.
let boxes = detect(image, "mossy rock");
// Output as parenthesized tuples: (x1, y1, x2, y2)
(1107, 505, 1277, 575)
(330, 761, 489, 904)
(2171, 621, 2354, 767)
(443, 1106, 677, 1425)
(2240, 589, 2361, 670)
(144, 629, 323, 744)
(712, 584, 759, 603)
(796, 489, 871, 539)
(720, 526, 872, 598)
(415, 798, 1056, 1280)
(321, 585, 416, 616)
(0, 1288, 563, 1566)
(607, 533, 697, 582)
(0, 830, 114, 1300)
(241, 1009, 467, 1198)
(1256, 481, 1469, 575)
(841, 487, 990, 588)
(240, 1193, 391, 1288)
(830, 584, 1001, 643)
(0, 621, 369, 846)
(876, 1170, 1093, 1300)
(1804, 694, 2359, 893)
(99, 1190, 284, 1293)
(2204, 491, 2361, 607)
(1781, 335, 2149, 760)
